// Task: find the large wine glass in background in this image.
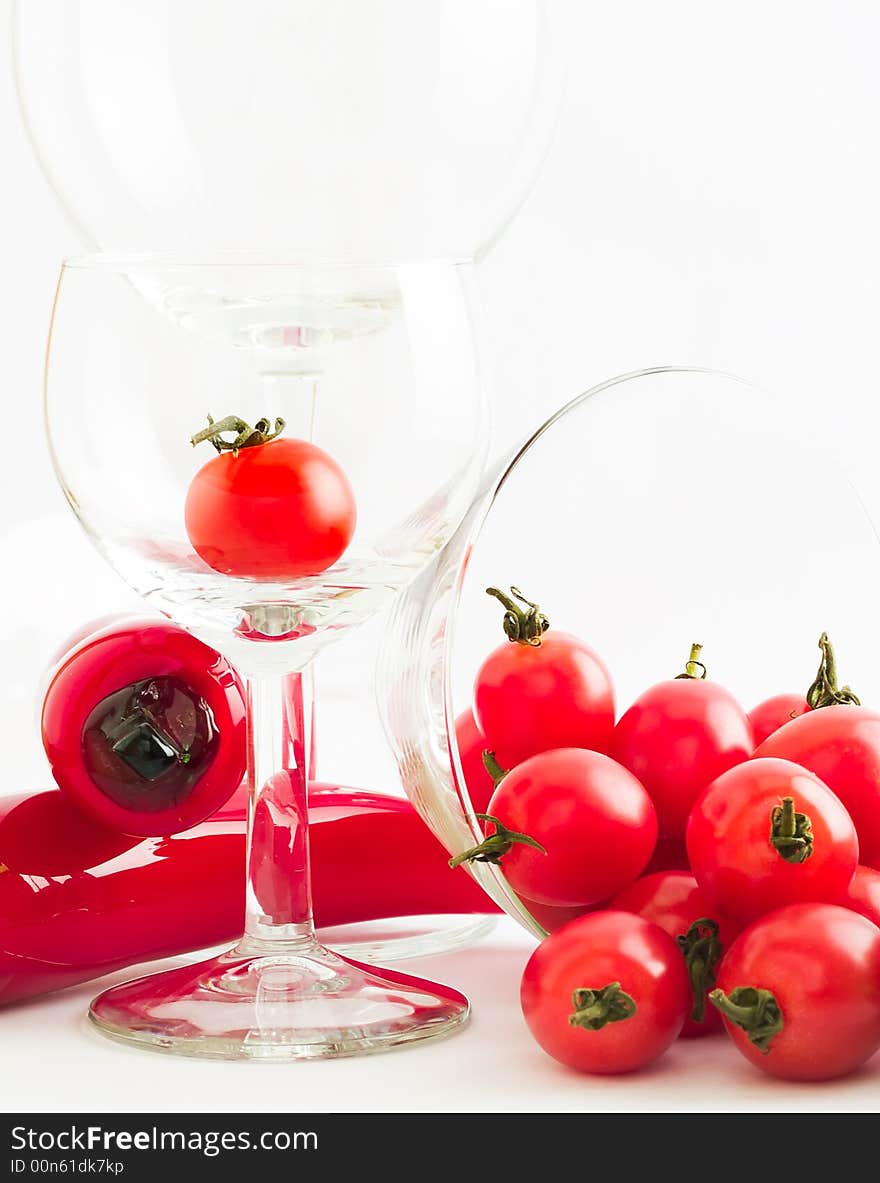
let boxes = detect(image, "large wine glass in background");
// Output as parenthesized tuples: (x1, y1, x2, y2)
(13, 0, 564, 259)
(45, 254, 488, 1058)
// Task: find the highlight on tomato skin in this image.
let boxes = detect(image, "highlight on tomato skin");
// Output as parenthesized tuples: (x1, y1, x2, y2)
(185, 414, 357, 580)
(41, 619, 247, 837)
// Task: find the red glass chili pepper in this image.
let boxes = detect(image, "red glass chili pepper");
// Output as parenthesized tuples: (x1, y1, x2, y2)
(0, 783, 496, 1006)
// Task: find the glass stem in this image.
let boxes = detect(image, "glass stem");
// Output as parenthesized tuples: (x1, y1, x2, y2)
(243, 665, 316, 949)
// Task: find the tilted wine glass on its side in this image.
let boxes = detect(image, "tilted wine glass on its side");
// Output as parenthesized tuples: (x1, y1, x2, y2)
(44, 254, 488, 1059)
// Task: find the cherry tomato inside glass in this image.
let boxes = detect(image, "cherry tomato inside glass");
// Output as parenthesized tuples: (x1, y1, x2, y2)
(185, 434, 356, 580)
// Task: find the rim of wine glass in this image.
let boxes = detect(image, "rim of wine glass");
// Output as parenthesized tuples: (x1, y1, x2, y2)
(60, 250, 475, 271)
(440, 364, 757, 936)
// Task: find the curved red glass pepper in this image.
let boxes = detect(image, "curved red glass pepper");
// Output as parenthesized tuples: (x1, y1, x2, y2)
(0, 783, 496, 1006)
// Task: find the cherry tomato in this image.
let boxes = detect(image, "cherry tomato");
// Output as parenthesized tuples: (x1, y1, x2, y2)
(686, 757, 858, 924)
(454, 708, 495, 814)
(453, 747, 657, 907)
(473, 587, 614, 768)
(520, 911, 691, 1074)
(42, 619, 247, 836)
(711, 903, 880, 1081)
(185, 415, 356, 579)
(609, 871, 741, 1037)
(641, 836, 690, 876)
(844, 865, 880, 927)
(611, 645, 752, 839)
(748, 693, 810, 746)
(755, 705, 880, 868)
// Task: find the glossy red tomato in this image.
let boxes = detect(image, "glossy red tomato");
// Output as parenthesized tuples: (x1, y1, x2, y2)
(844, 865, 880, 927)
(755, 705, 880, 868)
(185, 417, 356, 579)
(521, 911, 691, 1074)
(454, 747, 657, 907)
(473, 587, 614, 768)
(609, 871, 741, 1037)
(611, 647, 752, 839)
(711, 903, 880, 1081)
(454, 708, 496, 814)
(42, 619, 247, 836)
(686, 757, 858, 924)
(748, 693, 810, 746)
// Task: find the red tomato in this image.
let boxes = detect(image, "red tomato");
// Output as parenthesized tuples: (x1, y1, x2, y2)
(755, 705, 880, 868)
(473, 587, 614, 767)
(525, 899, 604, 934)
(609, 871, 741, 1037)
(185, 418, 356, 579)
(453, 709, 496, 814)
(845, 865, 880, 927)
(611, 647, 752, 839)
(453, 747, 657, 907)
(748, 693, 810, 746)
(520, 911, 691, 1074)
(711, 903, 880, 1081)
(686, 757, 858, 924)
(42, 619, 247, 836)
(641, 836, 690, 876)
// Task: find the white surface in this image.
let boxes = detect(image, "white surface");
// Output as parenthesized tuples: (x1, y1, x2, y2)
(1, 915, 879, 1113)
(6, 0, 880, 1112)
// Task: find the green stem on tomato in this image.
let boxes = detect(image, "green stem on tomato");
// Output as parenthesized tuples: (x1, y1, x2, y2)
(676, 918, 723, 1023)
(190, 414, 286, 457)
(708, 986, 783, 1053)
(806, 632, 860, 709)
(769, 795, 814, 864)
(485, 586, 549, 646)
(481, 750, 509, 788)
(447, 813, 546, 869)
(568, 982, 637, 1031)
(674, 642, 707, 680)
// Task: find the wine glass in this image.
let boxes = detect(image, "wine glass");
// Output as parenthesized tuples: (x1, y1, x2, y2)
(44, 253, 488, 1059)
(14, 0, 564, 259)
(379, 368, 880, 935)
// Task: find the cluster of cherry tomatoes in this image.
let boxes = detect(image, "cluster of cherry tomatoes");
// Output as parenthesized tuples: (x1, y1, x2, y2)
(453, 587, 880, 1081)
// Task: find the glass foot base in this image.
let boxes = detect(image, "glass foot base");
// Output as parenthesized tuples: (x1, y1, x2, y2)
(320, 913, 497, 962)
(88, 939, 469, 1061)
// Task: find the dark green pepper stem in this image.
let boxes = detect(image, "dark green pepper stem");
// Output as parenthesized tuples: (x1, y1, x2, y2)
(769, 795, 814, 864)
(190, 414, 286, 457)
(447, 813, 546, 869)
(806, 631, 860, 709)
(485, 586, 549, 646)
(568, 983, 637, 1031)
(676, 918, 723, 1023)
(674, 642, 707, 680)
(481, 750, 508, 788)
(708, 986, 784, 1053)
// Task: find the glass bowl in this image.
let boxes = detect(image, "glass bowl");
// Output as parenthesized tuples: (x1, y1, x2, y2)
(379, 367, 880, 937)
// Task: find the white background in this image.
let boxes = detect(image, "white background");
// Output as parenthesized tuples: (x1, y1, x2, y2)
(4, 0, 880, 1112)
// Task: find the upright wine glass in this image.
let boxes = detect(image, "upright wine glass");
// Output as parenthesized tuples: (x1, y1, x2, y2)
(44, 253, 488, 1059)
